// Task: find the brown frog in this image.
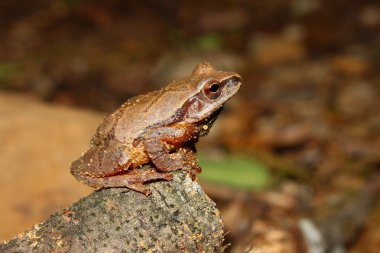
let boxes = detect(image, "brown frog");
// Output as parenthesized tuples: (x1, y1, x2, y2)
(70, 62, 242, 195)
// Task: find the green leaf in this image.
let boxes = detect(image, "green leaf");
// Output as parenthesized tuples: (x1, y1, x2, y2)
(198, 152, 270, 190)
(0, 63, 19, 85)
(194, 34, 222, 50)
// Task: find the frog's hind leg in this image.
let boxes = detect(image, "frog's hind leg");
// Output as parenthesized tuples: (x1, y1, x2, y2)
(73, 168, 173, 195)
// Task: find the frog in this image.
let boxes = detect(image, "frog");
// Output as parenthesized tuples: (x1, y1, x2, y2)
(70, 62, 242, 195)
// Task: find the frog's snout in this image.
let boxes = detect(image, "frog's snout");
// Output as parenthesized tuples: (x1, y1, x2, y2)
(222, 76, 242, 96)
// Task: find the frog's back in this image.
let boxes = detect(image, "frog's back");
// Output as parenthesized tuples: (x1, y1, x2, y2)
(90, 93, 152, 147)
(91, 91, 173, 145)
(112, 82, 196, 143)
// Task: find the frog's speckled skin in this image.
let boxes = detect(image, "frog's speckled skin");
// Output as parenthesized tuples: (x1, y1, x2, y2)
(70, 62, 242, 195)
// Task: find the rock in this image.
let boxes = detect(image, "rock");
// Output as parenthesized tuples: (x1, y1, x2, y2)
(1, 171, 224, 252)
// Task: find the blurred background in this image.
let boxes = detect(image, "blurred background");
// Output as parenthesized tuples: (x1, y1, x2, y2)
(1, 0, 380, 252)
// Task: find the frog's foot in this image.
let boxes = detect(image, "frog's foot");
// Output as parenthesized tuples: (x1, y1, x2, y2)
(73, 168, 173, 196)
(181, 149, 202, 179)
(186, 166, 202, 181)
(153, 150, 202, 180)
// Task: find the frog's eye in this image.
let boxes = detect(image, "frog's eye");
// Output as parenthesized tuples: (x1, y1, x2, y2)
(202, 80, 222, 99)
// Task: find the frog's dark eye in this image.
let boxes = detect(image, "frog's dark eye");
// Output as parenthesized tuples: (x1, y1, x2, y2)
(202, 80, 222, 99)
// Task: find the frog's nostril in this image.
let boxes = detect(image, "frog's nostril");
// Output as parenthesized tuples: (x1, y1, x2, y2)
(224, 76, 242, 88)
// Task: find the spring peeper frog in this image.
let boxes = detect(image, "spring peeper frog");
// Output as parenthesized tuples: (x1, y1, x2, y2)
(70, 62, 242, 195)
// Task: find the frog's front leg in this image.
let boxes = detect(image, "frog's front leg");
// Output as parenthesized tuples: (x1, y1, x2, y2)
(143, 123, 201, 174)
(177, 146, 202, 179)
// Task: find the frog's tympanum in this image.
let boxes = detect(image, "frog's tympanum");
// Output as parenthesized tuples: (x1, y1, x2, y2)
(70, 62, 242, 195)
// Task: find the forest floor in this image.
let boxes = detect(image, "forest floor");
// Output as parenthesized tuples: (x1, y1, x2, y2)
(1, 1, 380, 252)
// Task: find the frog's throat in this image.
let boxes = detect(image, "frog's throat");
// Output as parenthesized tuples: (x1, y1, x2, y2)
(198, 107, 223, 136)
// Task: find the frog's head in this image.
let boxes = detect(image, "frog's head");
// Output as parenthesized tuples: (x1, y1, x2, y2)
(172, 62, 242, 134)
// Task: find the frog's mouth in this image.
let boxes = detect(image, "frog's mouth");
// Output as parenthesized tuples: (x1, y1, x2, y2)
(198, 107, 223, 136)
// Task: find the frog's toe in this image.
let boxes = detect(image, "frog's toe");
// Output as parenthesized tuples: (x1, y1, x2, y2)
(162, 173, 173, 181)
(142, 188, 152, 196)
(192, 165, 202, 174)
(181, 165, 202, 175)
